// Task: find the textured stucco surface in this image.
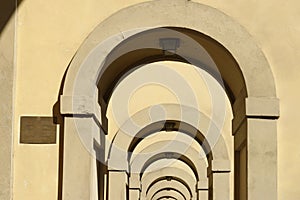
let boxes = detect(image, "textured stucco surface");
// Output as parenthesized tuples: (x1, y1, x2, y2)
(0, 0, 297, 199)
(0, 12, 15, 200)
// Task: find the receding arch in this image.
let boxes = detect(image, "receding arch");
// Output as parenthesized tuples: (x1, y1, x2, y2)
(126, 120, 212, 160)
(130, 139, 208, 180)
(157, 197, 176, 200)
(97, 27, 240, 104)
(108, 104, 230, 199)
(152, 188, 185, 200)
(59, 1, 279, 199)
(107, 104, 229, 172)
(147, 181, 191, 200)
(60, 0, 277, 125)
(146, 176, 192, 197)
(140, 154, 198, 181)
(141, 167, 197, 197)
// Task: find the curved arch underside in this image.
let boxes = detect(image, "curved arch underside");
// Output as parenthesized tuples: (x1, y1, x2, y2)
(146, 176, 193, 197)
(141, 167, 197, 195)
(157, 197, 177, 200)
(151, 188, 186, 200)
(58, 1, 279, 200)
(98, 27, 244, 105)
(139, 152, 198, 180)
(108, 104, 230, 172)
(60, 0, 277, 136)
(130, 139, 208, 180)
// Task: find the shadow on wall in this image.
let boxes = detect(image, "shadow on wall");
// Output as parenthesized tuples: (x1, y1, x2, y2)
(0, 0, 23, 36)
(52, 63, 69, 200)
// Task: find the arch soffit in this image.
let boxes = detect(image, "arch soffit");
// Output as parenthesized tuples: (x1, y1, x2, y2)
(157, 197, 176, 200)
(108, 104, 229, 171)
(61, 0, 277, 118)
(146, 177, 193, 197)
(142, 167, 197, 193)
(130, 134, 205, 162)
(152, 189, 185, 200)
(147, 180, 191, 200)
(130, 140, 208, 179)
(139, 153, 199, 181)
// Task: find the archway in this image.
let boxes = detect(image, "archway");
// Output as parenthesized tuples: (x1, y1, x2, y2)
(152, 189, 185, 200)
(130, 139, 207, 179)
(58, 0, 279, 200)
(141, 166, 197, 200)
(129, 138, 207, 199)
(107, 104, 230, 200)
(146, 179, 191, 200)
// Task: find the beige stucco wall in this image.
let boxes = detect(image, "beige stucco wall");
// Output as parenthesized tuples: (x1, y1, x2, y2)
(8, 0, 300, 199)
(0, 10, 15, 200)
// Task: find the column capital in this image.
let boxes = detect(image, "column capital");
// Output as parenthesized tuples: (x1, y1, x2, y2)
(232, 97, 279, 134)
(60, 95, 103, 129)
(129, 173, 141, 189)
(108, 170, 128, 199)
(207, 160, 231, 175)
(197, 179, 209, 190)
(245, 97, 279, 118)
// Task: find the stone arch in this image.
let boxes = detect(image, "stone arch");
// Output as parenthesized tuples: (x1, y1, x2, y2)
(59, 0, 279, 199)
(107, 104, 230, 171)
(130, 139, 208, 180)
(157, 197, 176, 200)
(146, 177, 192, 198)
(147, 181, 191, 200)
(61, 0, 277, 108)
(152, 189, 185, 200)
(129, 140, 209, 199)
(138, 153, 199, 180)
(149, 186, 189, 200)
(107, 105, 230, 199)
(141, 167, 197, 198)
(151, 188, 186, 200)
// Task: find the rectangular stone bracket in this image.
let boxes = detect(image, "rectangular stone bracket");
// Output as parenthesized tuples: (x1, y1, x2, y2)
(197, 179, 209, 190)
(60, 95, 102, 124)
(129, 173, 141, 189)
(208, 160, 231, 175)
(232, 97, 279, 134)
(246, 97, 279, 118)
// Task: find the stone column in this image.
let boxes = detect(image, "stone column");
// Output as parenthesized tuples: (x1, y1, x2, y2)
(62, 117, 101, 200)
(198, 190, 208, 200)
(212, 173, 230, 200)
(129, 173, 141, 200)
(208, 160, 230, 200)
(129, 189, 140, 200)
(233, 97, 279, 200)
(108, 171, 128, 200)
(60, 95, 104, 200)
(197, 179, 208, 200)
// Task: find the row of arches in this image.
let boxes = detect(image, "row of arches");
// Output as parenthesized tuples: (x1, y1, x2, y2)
(107, 105, 230, 199)
(56, 1, 279, 199)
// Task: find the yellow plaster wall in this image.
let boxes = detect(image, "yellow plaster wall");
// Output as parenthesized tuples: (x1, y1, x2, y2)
(13, 0, 300, 199)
